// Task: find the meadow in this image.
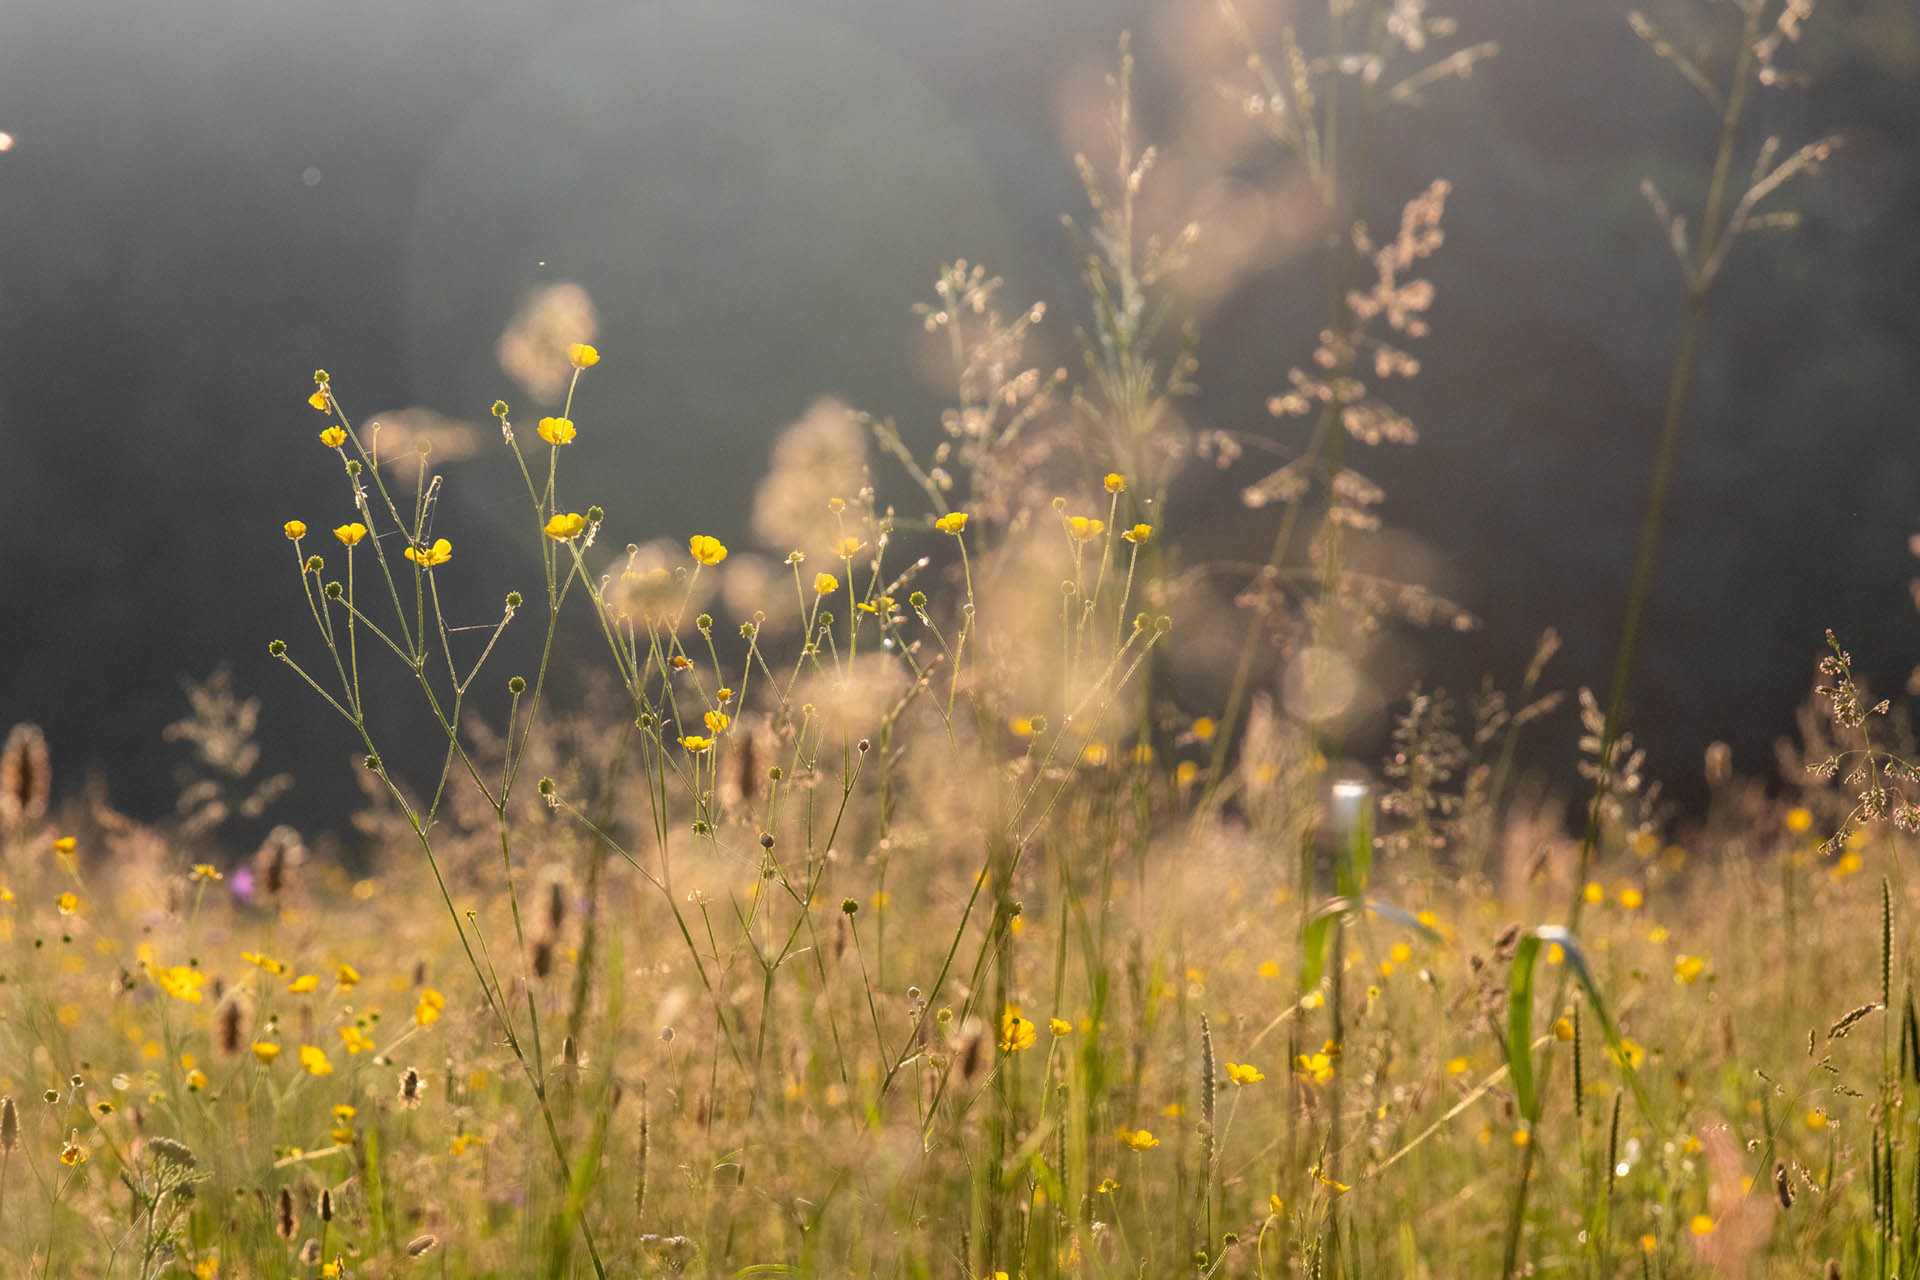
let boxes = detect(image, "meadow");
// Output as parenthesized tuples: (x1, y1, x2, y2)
(0, 2, 1907, 1276)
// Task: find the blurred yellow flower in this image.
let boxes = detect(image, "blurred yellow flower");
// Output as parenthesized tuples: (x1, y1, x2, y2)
(404, 539, 452, 568)
(1049, 1017, 1071, 1036)
(1785, 806, 1813, 834)
(703, 711, 730, 734)
(340, 1026, 376, 1055)
(1121, 523, 1152, 544)
(185, 1068, 208, 1091)
(1294, 1052, 1334, 1083)
(544, 512, 587, 541)
(567, 343, 600, 369)
(61, 1131, 86, 1166)
(935, 511, 969, 534)
(1065, 515, 1105, 542)
(1191, 716, 1216, 742)
(1118, 1127, 1159, 1151)
(289, 974, 319, 994)
(252, 1042, 281, 1064)
(1619, 887, 1644, 910)
(814, 572, 839, 595)
(284, 520, 308, 540)
(243, 951, 288, 975)
(1673, 954, 1707, 984)
(1104, 473, 1126, 493)
(336, 963, 360, 987)
(1688, 1214, 1714, 1236)
(833, 535, 864, 558)
(689, 535, 728, 566)
(414, 988, 446, 1027)
(1225, 1061, 1265, 1085)
(537, 416, 577, 445)
(190, 863, 222, 882)
(999, 1009, 1036, 1052)
(155, 966, 205, 1003)
(319, 426, 347, 449)
(299, 1044, 334, 1076)
(1446, 1057, 1469, 1076)
(56, 891, 78, 915)
(333, 522, 366, 547)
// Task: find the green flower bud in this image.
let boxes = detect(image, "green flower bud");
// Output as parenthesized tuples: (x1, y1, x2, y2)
(491, 400, 509, 419)
(268, 639, 287, 657)
(841, 898, 858, 915)
(508, 675, 526, 695)
(586, 505, 604, 524)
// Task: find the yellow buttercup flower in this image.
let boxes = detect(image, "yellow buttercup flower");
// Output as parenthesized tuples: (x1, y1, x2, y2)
(154, 965, 205, 1003)
(688, 535, 728, 566)
(1121, 522, 1152, 544)
(544, 512, 587, 541)
(308, 389, 329, 411)
(185, 1068, 208, 1091)
(335, 962, 360, 987)
(318, 426, 347, 449)
(1104, 473, 1126, 492)
(703, 711, 730, 734)
(339, 1025, 376, 1055)
(61, 1130, 87, 1166)
(252, 1041, 281, 1064)
(814, 572, 839, 595)
(190, 863, 222, 882)
(404, 539, 453, 568)
(678, 735, 714, 753)
(537, 416, 577, 445)
(1294, 1051, 1335, 1083)
(414, 988, 446, 1027)
(1049, 1017, 1072, 1036)
(567, 343, 600, 369)
(1065, 515, 1106, 542)
(299, 1044, 334, 1076)
(56, 891, 78, 915)
(1673, 954, 1707, 985)
(999, 1009, 1036, 1052)
(1225, 1061, 1265, 1085)
(284, 520, 308, 540)
(333, 522, 366, 547)
(289, 974, 320, 994)
(1118, 1127, 1159, 1151)
(935, 511, 969, 534)
(833, 535, 864, 559)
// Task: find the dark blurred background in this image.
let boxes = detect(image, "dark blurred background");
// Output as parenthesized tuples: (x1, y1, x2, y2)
(1, 0, 1915, 852)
